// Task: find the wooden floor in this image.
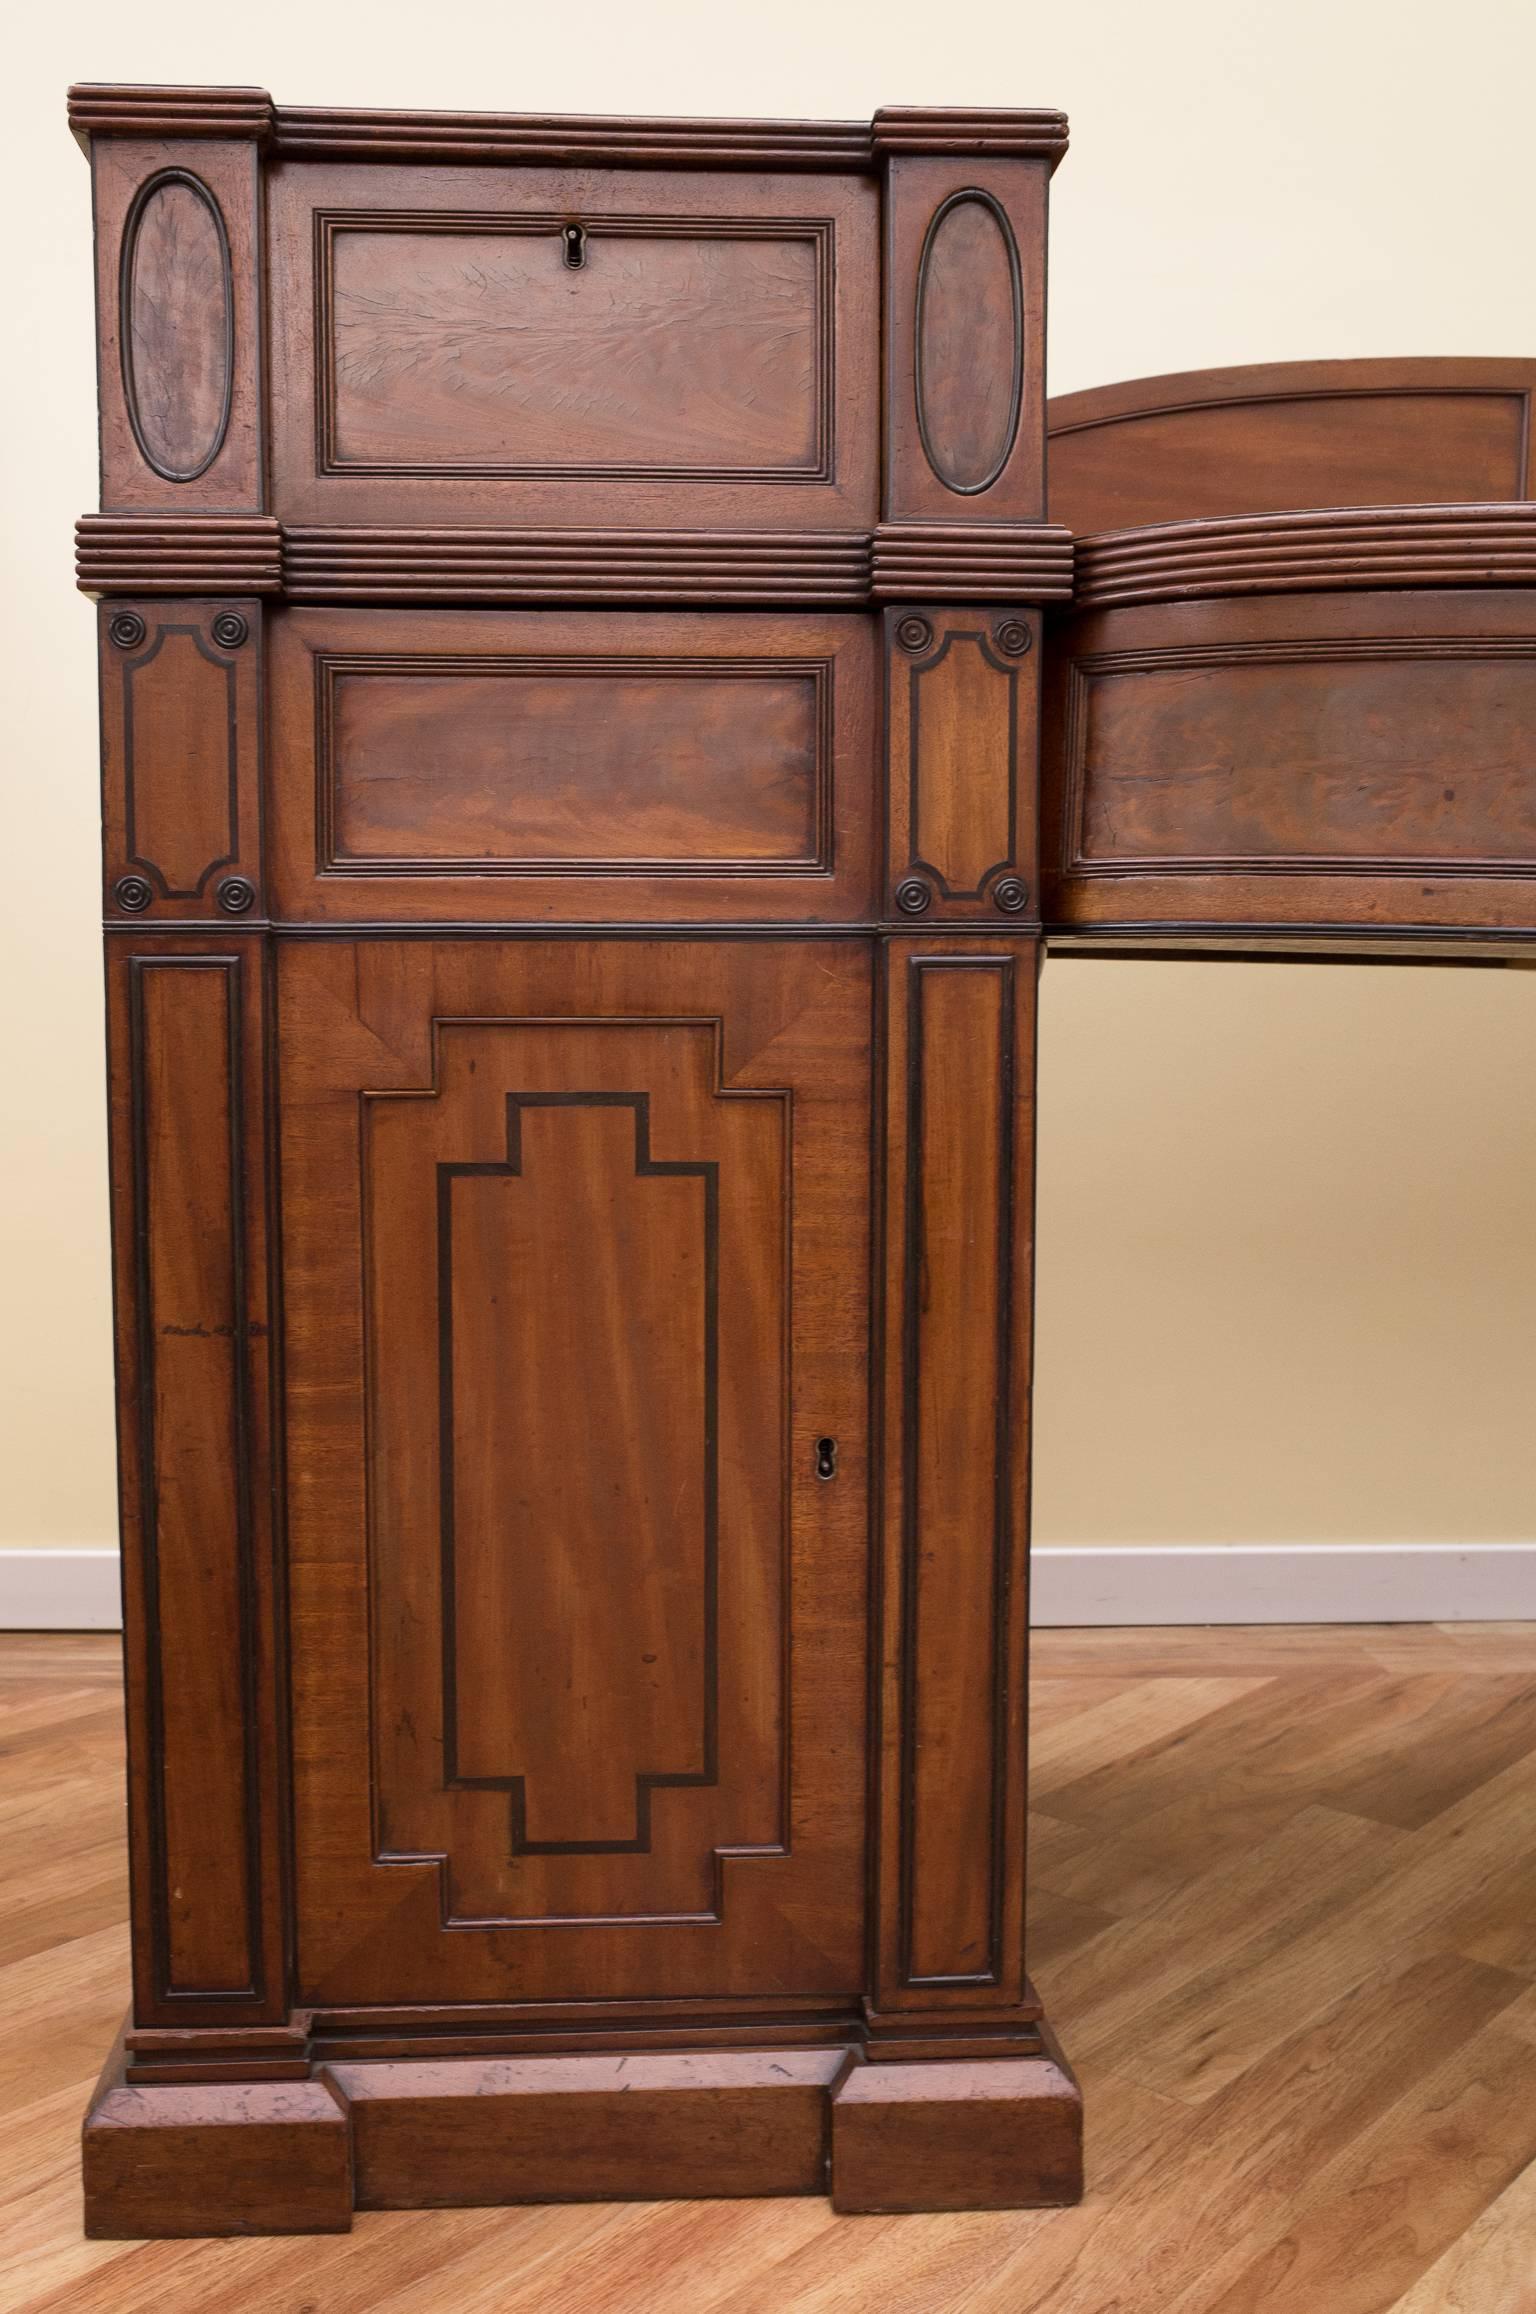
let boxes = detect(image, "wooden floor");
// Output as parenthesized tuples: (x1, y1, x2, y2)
(5, 1626, 1536, 2312)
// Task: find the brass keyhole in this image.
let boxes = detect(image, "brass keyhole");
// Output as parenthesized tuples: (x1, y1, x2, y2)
(815, 1437, 838, 1481)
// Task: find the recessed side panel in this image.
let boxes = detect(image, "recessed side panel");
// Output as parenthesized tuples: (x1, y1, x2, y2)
(872, 939, 1038, 2024)
(90, 136, 263, 511)
(885, 606, 1040, 921)
(1044, 588, 1536, 936)
(99, 600, 263, 922)
(884, 156, 1048, 525)
(105, 938, 288, 2025)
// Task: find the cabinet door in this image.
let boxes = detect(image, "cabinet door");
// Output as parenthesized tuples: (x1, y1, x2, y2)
(279, 937, 871, 2011)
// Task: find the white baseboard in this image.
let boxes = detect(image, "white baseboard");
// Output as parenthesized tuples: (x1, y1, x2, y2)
(1032, 1543, 1536, 1626)
(2, 1543, 1533, 1634)
(0, 1549, 123, 1630)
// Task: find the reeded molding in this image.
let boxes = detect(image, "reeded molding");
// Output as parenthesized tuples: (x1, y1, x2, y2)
(76, 518, 1081, 605)
(68, 83, 275, 143)
(872, 108, 1069, 165)
(873, 522, 1073, 602)
(1073, 503, 1536, 610)
(284, 529, 873, 605)
(279, 108, 868, 169)
(77, 516, 283, 597)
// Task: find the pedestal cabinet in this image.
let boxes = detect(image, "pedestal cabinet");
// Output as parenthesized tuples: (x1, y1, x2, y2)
(71, 84, 1080, 2235)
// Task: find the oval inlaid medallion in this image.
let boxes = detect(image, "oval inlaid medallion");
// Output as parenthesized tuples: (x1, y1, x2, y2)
(914, 191, 1023, 496)
(120, 172, 233, 483)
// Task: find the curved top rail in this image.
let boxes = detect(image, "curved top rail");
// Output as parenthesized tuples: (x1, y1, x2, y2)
(1046, 358, 1536, 537)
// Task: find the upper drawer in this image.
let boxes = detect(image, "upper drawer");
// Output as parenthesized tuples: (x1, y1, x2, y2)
(268, 604, 877, 923)
(268, 162, 878, 530)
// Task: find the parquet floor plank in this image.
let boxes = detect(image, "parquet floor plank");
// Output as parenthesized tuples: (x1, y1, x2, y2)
(3, 1625, 1532, 2311)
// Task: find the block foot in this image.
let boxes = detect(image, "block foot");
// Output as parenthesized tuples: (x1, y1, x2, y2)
(830, 2027, 1083, 2212)
(82, 2031, 353, 2239)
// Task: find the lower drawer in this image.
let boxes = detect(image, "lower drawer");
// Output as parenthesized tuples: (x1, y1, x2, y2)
(1043, 588, 1536, 937)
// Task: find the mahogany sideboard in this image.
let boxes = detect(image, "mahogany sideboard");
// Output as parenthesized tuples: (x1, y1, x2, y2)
(71, 82, 1536, 2240)
(73, 85, 1079, 2236)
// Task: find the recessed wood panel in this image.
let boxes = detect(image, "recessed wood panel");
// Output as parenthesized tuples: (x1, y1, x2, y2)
(1066, 644, 1536, 869)
(91, 136, 264, 511)
(915, 194, 1022, 496)
(367, 1054, 746, 1881)
(906, 961, 1012, 1983)
(122, 627, 235, 894)
(272, 606, 875, 921)
(121, 172, 233, 483)
(100, 601, 262, 920)
(326, 222, 823, 477)
(106, 939, 288, 2027)
(281, 938, 871, 2003)
(885, 608, 1039, 918)
(884, 157, 1048, 525)
(133, 960, 252, 1995)
(364, 1017, 782, 1925)
(1044, 590, 1536, 935)
(442, 1108, 708, 1847)
(325, 658, 825, 871)
(874, 940, 1037, 2021)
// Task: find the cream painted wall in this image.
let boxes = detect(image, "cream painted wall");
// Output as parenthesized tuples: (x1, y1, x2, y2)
(2, 0, 1533, 1561)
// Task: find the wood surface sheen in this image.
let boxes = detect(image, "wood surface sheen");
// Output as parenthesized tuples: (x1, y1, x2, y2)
(1046, 357, 1536, 534)
(77, 81, 1536, 2243)
(267, 161, 879, 532)
(270, 605, 876, 922)
(1042, 360, 1536, 944)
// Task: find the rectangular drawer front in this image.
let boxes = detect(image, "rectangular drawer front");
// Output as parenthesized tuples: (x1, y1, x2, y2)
(268, 162, 878, 530)
(269, 606, 877, 922)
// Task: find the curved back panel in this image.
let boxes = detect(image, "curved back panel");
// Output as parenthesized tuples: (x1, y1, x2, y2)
(1046, 359, 1536, 536)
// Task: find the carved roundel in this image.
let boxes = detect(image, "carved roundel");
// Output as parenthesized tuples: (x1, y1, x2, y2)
(113, 874, 154, 913)
(109, 611, 147, 651)
(993, 877, 1030, 915)
(894, 876, 934, 916)
(210, 610, 249, 651)
(993, 619, 1033, 658)
(895, 614, 935, 655)
(215, 875, 257, 916)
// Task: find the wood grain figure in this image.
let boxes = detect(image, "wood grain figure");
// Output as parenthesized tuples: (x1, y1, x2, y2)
(72, 86, 1081, 2233)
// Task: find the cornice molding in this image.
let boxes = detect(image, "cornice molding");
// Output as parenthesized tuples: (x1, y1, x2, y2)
(274, 108, 871, 168)
(871, 107, 1070, 166)
(1072, 504, 1536, 610)
(68, 88, 1069, 172)
(67, 84, 275, 145)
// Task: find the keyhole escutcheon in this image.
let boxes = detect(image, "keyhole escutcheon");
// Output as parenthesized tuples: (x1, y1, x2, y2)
(562, 222, 587, 269)
(814, 1437, 839, 1481)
